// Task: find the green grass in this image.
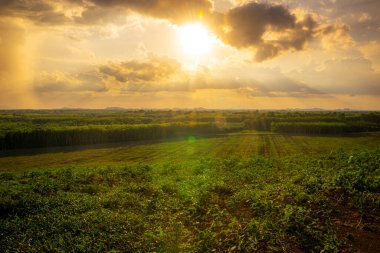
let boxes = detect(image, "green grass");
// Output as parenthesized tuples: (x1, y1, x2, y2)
(1, 133, 379, 252)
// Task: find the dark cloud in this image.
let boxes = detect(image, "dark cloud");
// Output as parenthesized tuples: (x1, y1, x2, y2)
(221, 3, 296, 47)
(212, 2, 331, 61)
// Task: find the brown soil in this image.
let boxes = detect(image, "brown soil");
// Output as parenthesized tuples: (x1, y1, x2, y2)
(328, 190, 380, 252)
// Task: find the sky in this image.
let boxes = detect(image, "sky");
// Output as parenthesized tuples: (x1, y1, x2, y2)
(0, 0, 379, 110)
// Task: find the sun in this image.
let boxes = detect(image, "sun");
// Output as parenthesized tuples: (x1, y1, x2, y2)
(178, 23, 216, 56)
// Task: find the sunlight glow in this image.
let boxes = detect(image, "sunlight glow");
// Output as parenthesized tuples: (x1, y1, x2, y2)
(178, 23, 216, 56)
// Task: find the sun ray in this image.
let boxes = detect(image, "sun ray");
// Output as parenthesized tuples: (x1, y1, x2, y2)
(177, 23, 217, 57)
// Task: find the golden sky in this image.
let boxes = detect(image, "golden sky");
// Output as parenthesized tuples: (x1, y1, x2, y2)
(0, 0, 379, 109)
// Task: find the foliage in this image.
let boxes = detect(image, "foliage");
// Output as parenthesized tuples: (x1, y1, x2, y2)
(0, 110, 379, 150)
(271, 121, 378, 134)
(1, 148, 379, 252)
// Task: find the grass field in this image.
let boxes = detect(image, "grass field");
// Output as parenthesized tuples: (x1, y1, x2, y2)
(1, 132, 380, 252)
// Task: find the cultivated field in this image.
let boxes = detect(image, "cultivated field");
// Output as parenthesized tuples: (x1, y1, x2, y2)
(0, 133, 379, 172)
(1, 111, 379, 252)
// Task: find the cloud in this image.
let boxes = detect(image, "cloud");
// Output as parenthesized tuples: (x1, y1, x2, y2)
(361, 42, 380, 72)
(34, 71, 107, 93)
(291, 57, 380, 96)
(76, 1, 351, 61)
(97, 56, 324, 97)
(26, 52, 337, 100)
(87, 0, 213, 24)
(74, 5, 129, 25)
(210, 2, 348, 61)
(220, 3, 297, 47)
(99, 57, 181, 85)
(249, 77, 324, 97)
(77, 1, 350, 61)
(0, 0, 69, 25)
(0, 0, 209, 26)
(319, 58, 380, 95)
(278, 0, 380, 42)
(0, 0, 352, 61)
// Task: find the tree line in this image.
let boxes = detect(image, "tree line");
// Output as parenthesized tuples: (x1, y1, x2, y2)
(0, 123, 224, 150)
(271, 121, 378, 134)
(0, 110, 379, 150)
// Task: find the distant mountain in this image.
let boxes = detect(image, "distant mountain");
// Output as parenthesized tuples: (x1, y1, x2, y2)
(104, 107, 127, 110)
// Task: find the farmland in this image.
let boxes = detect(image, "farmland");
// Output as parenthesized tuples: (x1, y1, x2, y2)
(0, 132, 379, 172)
(0, 110, 380, 252)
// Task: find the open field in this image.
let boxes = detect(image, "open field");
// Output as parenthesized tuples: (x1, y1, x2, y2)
(1, 111, 379, 252)
(1, 132, 380, 252)
(1, 133, 380, 172)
